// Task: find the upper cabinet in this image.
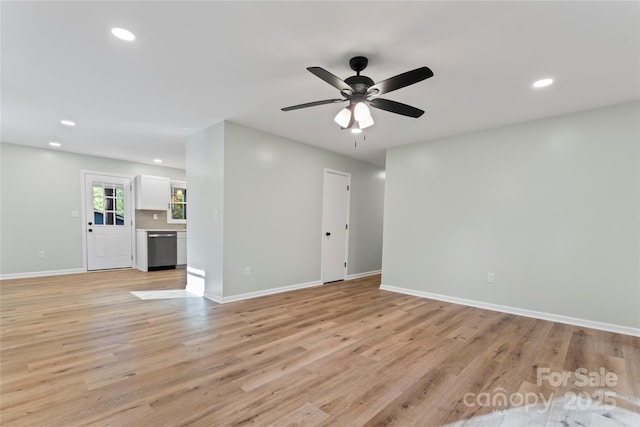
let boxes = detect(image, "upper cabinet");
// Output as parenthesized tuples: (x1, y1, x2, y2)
(134, 175, 170, 210)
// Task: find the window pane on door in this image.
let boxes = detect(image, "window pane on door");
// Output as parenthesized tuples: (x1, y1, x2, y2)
(116, 198, 124, 220)
(94, 212, 104, 225)
(93, 182, 125, 226)
(93, 187, 104, 211)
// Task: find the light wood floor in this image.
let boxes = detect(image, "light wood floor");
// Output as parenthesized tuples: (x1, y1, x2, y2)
(1, 269, 638, 426)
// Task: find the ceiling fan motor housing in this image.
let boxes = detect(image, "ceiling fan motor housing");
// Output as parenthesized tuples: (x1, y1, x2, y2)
(345, 75, 374, 95)
(349, 56, 369, 73)
(346, 56, 373, 94)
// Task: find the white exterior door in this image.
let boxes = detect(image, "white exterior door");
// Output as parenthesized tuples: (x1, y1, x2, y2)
(84, 173, 133, 270)
(322, 170, 350, 283)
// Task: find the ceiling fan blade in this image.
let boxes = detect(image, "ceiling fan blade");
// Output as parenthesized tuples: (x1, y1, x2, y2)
(281, 99, 346, 111)
(307, 67, 353, 93)
(369, 67, 434, 96)
(369, 98, 425, 118)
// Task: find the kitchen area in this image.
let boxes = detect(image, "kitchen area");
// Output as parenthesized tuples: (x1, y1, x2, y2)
(134, 174, 187, 272)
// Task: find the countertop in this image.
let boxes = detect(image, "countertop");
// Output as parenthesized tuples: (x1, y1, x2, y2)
(136, 229, 187, 232)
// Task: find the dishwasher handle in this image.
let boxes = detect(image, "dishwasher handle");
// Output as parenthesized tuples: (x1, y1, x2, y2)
(148, 233, 176, 238)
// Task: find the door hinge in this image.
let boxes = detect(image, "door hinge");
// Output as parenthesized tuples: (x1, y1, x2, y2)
(344, 262, 347, 268)
(345, 224, 348, 230)
(347, 185, 350, 191)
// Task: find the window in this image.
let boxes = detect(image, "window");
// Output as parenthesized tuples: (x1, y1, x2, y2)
(168, 181, 187, 223)
(93, 182, 125, 225)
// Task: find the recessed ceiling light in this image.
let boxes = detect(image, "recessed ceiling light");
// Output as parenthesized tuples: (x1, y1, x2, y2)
(49, 141, 61, 147)
(111, 27, 135, 42)
(153, 159, 163, 164)
(351, 128, 363, 134)
(533, 78, 553, 88)
(60, 119, 76, 127)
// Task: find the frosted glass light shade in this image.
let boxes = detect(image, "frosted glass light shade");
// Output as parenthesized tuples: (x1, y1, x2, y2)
(334, 108, 352, 128)
(359, 115, 374, 129)
(353, 102, 371, 122)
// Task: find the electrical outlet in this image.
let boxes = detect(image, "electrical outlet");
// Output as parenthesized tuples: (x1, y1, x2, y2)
(38, 250, 46, 259)
(244, 267, 251, 276)
(487, 273, 495, 284)
(153, 213, 158, 220)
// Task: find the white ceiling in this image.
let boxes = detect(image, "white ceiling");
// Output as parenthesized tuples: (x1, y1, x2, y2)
(2, 1, 639, 169)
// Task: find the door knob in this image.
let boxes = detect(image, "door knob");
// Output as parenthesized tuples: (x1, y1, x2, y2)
(88, 229, 93, 232)
(325, 232, 331, 237)
(88, 222, 93, 225)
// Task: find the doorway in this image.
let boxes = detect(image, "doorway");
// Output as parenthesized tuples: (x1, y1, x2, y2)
(321, 169, 350, 283)
(83, 172, 133, 270)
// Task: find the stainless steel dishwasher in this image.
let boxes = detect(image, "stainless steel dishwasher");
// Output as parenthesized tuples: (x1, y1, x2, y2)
(147, 231, 177, 270)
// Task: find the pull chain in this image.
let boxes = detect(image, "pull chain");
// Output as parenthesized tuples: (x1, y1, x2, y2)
(354, 133, 367, 148)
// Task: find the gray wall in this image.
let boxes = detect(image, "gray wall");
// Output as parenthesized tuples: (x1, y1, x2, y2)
(382, 101, 640, 328)
(0, 142, 186, 276)
(187, 121, 385, 299)
(186, 122, 225, 299)
(223, 122, 385, 296)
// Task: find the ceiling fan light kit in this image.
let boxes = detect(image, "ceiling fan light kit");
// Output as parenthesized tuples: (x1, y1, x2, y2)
(282, 56, 433, 132)
(358, 114, 374, 129)
(353, 102, 371, 122)
(334, 107, 352, 128)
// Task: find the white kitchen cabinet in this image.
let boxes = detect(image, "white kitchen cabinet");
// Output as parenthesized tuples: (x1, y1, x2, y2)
(177, 231, 187, 266)
(135, 230, 149, 272)
(134, 175, 170, 210)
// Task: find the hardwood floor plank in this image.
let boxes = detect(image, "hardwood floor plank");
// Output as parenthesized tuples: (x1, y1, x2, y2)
(270, 402, 329, 427)
(361, 368, 453, 427)
(1, 270, 638, 426)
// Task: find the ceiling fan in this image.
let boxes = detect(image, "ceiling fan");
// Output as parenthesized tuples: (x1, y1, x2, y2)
(281, 56, 434, 131)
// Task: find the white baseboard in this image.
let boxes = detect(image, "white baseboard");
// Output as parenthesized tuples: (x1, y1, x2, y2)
(206, 272, 381, 303)
(0, 268, 86, 280)
(346, 270, 381, 280)
(380, 284, 640, 337)
(203, 292, 224, 304)
(204, 279, 324, 304)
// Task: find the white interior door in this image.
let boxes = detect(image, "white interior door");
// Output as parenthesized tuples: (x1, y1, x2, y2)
(322, 170, 350, 283)
(84, 173, 132, 270)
